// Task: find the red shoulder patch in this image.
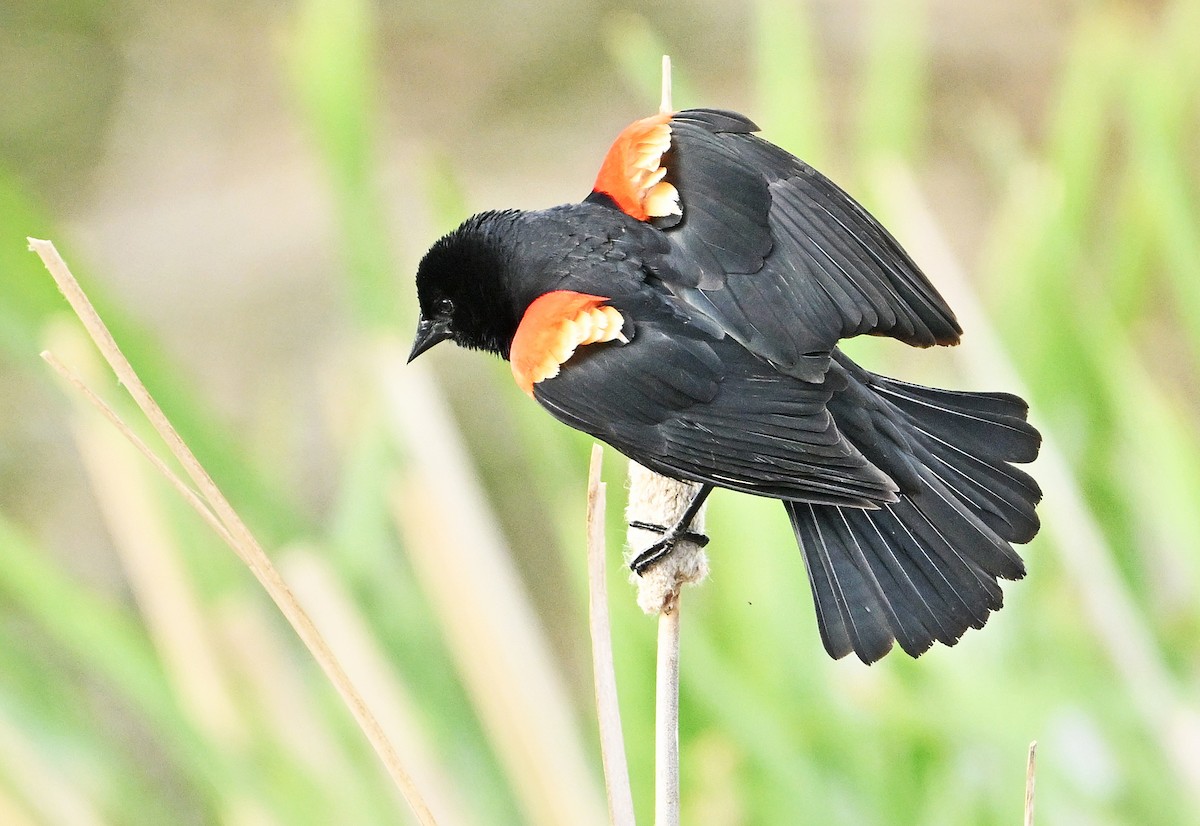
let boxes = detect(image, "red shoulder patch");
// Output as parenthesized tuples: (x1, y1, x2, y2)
(592, 113, 682, 222)
(510, 291, 629, 396)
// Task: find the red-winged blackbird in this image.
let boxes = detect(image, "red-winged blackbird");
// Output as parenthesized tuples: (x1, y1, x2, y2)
(409, 109, 1041, 663)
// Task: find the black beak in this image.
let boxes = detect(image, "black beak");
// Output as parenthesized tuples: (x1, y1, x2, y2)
(408, 315, 453, 363)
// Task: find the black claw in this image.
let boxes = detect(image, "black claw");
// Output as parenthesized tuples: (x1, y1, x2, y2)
(628, 531, 711, 575)
(630, 540, 671, 575)
(626, 485, 715, 576)
(628, 520, 667, 534)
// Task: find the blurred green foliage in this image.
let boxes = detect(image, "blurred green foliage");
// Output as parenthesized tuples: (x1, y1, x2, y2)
(2, 0, 1199, 824)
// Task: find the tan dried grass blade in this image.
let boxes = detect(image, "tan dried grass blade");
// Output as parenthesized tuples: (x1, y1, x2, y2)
(30, 238, 437, 825)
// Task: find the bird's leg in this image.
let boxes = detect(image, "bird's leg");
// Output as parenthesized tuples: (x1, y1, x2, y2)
(628, 484, 713, 575)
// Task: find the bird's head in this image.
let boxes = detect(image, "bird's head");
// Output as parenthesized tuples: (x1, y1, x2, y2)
(409, 210, 524, 362)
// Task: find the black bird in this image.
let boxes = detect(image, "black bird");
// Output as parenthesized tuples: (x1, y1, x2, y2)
(409, 108, 1041, 663)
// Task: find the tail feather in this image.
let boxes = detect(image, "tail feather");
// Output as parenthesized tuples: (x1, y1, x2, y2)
(786, 359, 1042, 663)
(873, 379, 1039, 463)
(875, 374, 1041, 545)
(920, 435, 1040, 544)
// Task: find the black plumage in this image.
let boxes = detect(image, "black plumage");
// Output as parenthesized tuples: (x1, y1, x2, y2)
(410, 107, 1041, 663)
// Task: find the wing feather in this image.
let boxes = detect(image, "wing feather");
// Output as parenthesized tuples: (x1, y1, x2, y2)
(638, 108, 963, 380)
(530, 315, 900, 506)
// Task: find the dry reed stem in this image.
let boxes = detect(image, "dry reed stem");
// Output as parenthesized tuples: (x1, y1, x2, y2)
(623, 463, 698, 825)
(586, 446, 637, 826)
(653, 54, 683, 826)
(1024, 741, 1037, 826)
(654, 604, 681, 826)
(874, 168, 1200, 795)
(30, 239, 438, 826)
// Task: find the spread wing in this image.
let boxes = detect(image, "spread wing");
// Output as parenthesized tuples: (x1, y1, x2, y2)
(527, 298, 900, 507)
(587, 108, 962, 382)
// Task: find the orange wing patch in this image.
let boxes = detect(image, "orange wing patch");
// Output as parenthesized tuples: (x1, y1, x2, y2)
(510, 291, 629, 396)
(592, 112, 682, 222)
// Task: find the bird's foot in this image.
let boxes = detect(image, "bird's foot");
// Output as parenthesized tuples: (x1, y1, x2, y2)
(628, 520, 710, 575)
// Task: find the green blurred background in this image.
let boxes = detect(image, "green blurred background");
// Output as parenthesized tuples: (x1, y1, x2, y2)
(3, 0, 1199, 823)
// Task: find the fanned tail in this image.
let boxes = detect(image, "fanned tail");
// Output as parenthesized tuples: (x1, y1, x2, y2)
(786, 357, 1042, 663)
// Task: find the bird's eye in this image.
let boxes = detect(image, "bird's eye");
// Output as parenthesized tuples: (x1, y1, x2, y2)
(434, 297, 454, 317)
